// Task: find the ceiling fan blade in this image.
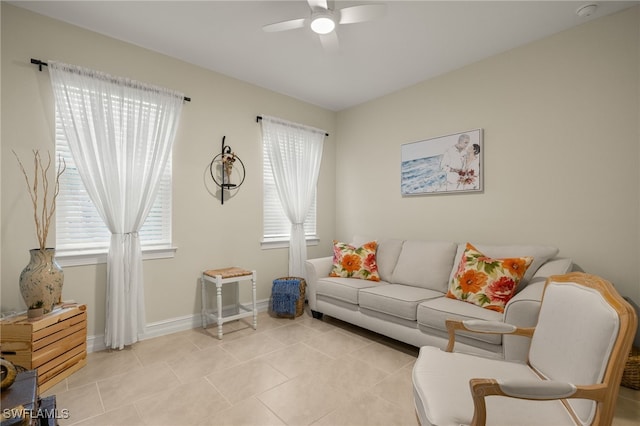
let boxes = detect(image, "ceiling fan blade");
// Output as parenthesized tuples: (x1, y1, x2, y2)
(339, 4, 387, 25)
(262, 18, 307, 32)
(319, 31, 339, 53)
(308, 0, 328, 11)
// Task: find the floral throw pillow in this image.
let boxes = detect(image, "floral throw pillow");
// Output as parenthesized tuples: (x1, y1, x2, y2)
(446, 243, 533, 313)
(329, 240, 380, 282)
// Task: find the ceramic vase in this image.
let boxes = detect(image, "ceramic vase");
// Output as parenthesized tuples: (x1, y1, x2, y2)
(19, 248, 64, 314)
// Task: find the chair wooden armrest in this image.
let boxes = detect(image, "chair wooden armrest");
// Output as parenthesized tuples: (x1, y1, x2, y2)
(445, 319, 535, 352)
(468, 378, 608, 426)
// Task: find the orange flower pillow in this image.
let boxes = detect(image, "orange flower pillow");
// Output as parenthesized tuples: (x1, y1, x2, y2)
(447, 243, 533, 313)
(329, 240, 380, 282)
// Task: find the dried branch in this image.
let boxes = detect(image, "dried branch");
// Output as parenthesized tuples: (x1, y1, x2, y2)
(47, 155, 66, 241)
(38, 151, 49, 248)
(12, 149, 66, 251)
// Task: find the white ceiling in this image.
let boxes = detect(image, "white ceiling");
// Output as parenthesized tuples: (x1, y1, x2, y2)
(10, 0, 639, 111)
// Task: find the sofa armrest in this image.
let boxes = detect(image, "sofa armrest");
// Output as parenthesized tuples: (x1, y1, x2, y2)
(502, 257, 573, 361)
(504, 280, 546, 325)
(501, 280, 545, 361)
(505, 257, 573, 326)
(305, 256, 333, 311)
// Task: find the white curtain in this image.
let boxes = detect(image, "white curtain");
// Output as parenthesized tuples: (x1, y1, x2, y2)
(261, 116, 325, 277)
(49, 61, 183, 349)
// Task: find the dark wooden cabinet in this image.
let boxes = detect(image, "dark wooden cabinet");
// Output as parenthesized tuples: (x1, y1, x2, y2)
(1, 370, 59, 426)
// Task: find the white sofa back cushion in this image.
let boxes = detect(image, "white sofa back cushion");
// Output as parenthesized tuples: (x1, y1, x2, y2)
(391, 240, 458, 292)
(351, 236, 404, 283)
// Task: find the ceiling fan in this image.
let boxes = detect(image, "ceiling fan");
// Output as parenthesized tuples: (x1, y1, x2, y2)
(262, 0, 387, 51)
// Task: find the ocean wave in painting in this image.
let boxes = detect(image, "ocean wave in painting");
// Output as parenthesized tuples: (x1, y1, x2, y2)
(401, 154, 445, 195)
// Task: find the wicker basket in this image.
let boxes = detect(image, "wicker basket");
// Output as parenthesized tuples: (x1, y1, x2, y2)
(621, 346, 640, 390)
(272, 277, 306, 318)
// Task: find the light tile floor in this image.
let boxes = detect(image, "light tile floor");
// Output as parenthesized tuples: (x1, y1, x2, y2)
(43, 310, 640, 426)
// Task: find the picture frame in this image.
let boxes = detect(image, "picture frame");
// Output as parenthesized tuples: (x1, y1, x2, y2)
(401, 128, 483, 196)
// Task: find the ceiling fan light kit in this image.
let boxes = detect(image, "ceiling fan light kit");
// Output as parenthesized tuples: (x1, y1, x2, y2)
(310, 11, 336, 35)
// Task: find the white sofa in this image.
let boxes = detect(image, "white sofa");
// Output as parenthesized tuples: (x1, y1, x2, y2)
(305, 237, 573, 361)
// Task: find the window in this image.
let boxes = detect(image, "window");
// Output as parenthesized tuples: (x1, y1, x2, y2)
(262, 141, 317, 246)
(55, 96, 173, 263)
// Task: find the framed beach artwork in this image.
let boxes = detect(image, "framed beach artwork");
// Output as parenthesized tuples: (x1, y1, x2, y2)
(401, 129, 483, 196)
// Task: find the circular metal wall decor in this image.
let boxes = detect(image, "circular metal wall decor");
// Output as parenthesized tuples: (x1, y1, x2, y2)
(209, 136, 245, 204)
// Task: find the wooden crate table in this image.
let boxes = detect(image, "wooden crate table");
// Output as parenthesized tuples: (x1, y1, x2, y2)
(202, 267, 256, 340)
(0, 304, 87, 393)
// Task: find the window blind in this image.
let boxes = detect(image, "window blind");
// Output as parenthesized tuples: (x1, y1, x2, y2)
(262, 140, 316, 241)
(55, 100, 172, 251)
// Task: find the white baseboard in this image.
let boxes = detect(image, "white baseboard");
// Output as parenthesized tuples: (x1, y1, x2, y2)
(87, 298, 270, 353)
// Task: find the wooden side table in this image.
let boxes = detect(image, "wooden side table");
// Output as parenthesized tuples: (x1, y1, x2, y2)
(201, 267, 257, 339)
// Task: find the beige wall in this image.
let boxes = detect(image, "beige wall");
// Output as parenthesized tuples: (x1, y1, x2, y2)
(336, 7, 640, 306)
(2, 4, 639, 341)
(0, 3, 3, 290)
(0, 4, 336, 337)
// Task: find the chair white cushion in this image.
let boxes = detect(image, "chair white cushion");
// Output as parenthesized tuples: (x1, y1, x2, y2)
(412, 346, 576, 426)
(529, 281, 618, 424)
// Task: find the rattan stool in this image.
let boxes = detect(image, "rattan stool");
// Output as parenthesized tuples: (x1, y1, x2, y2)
(202, 267, 256, 339)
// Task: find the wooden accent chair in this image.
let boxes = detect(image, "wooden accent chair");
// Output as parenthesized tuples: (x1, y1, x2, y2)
(412, 272, 637, 426)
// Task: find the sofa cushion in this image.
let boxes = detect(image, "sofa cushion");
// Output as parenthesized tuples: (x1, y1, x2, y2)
(449, 243, 559, 290)
(330, 240, 380, 281)
(391, 240, 458, 292)
(417, 297, 504, 345)
(359, 284, 442, 321)
(447, 243, 533, 313)
(351, 236, 404, 283)
(315, 276, 386, 305)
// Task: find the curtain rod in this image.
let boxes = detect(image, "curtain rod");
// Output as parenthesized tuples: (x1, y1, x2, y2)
(256, 115, 329, 137)
(30, 59, 191, 102)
